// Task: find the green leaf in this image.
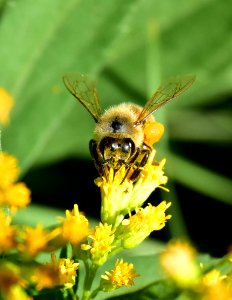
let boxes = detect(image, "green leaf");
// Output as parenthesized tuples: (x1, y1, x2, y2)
(13, 203, 65, 226)
(168, 109, 232, 143)
(108, 281, 179, 300)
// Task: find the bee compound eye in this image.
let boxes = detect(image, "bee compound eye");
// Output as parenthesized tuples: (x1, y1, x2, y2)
(121, 143, 131, 153)
(111, 142, 119, 151)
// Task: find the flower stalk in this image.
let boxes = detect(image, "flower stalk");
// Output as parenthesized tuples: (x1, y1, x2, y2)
(82, 262, 98, 300)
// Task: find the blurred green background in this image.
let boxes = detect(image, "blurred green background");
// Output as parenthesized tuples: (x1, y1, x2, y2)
(0, 0, 231, 257)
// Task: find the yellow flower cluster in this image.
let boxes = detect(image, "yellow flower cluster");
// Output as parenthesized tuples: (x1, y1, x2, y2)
(74, 148, 171, 296)
(0, 233, 80, 297)
(82, 223, 115, 265)
(120, 202, 171, 249)
(18, 224, 60, 257)
(101, 259, 139, 291)
(0, 152, 81, 298)
(0, 255, 79, 298)
(160, 240, 200, 288)
(59, 204, 90, 246)
(32, 254, 79, 290)
(201, 269, 232, 300)
(58, 256, 79, 288)
(0, 152, 31, 213)
(96, 149, 168, 227)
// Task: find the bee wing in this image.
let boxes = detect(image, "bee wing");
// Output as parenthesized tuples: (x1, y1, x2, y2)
(135, 75, 196, 125)
(63, 72, 102, 122)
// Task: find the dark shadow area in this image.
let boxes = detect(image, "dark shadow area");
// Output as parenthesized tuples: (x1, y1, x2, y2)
(23, 159, 101, 218)
(176, 184, 232, 257)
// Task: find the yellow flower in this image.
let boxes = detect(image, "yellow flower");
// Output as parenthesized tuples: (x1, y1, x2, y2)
(160, 240, 200, 288)
(0, 152, 31, 213)
(60, 204, 90, 246)
(32, 263, 60, 291)
(32, 254, 79, 290)
(101, 259, 139, 291)
(0, 211, 17, 253)
(0, 87, 14, 125)
(82, 223, 115, 266)
(4, 182, 31, 212)
(57, 256, 79, 288)
(18, 224, 59, 257)
(202, 269, 226, 286)
(96, 149, 168, 226)
(201, 269, 232, 300)
(96, 166, 133, 226)
(120, 202, 171, 249)
(0, 152, 19, 189)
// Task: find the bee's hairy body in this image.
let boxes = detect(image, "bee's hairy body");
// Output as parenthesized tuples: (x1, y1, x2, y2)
(91, 103, 153, 173)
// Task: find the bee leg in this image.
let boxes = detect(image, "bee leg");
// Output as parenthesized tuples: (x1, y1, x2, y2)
(89, 139, 104, 176)
(129, 149, 150, 182)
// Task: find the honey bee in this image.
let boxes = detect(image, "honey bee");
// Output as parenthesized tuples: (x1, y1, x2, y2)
(63, 73, 195, 180)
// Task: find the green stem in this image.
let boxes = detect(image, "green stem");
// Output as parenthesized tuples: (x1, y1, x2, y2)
(68, 287, 79, 300)
(82, 262, 98, 300)
(89, 286, 101, 299)
(109, 245, 124, 258)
